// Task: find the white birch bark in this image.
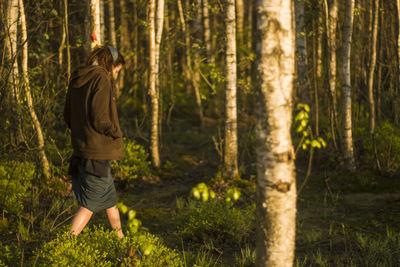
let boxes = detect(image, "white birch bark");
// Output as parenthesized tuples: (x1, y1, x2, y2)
(224, 0, 239, 178)
(19, 0, 51, 179)
(255, 0, 296, 265)
(340, 0, 356, 172)
(90, 0, 101, 48)
(295, 0, 309, 103)
(149, 0, 160, 167)
(6, 0, 19, 103)
(107, 0, 117, 47)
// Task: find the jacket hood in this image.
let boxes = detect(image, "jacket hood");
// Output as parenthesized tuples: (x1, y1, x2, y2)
(69, 65, 109, 88)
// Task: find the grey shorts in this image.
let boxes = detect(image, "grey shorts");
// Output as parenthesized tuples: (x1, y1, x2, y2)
(72, 163, 117, 213)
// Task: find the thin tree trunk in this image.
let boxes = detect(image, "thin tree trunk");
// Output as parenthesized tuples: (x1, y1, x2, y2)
(64, 0, 71, 80)
(324, 0, 339, 150)
(312, 15, 320, 136)
(202, 0, 212, 63)
(90, 0, 101, 48)
(6, 0, 19, 103)
(119, 0, 129, 88)
(295, 0, 309, 104)
(100, 0, 105, 42)
(19, 0, 51, 180)
(368, 0, 379, 136)
(340, 0, 356, 172)
(149, 0, 160, 167)
(369, 0, 380, 171)
(396, 0, 400, 123)
(224, 0, 239, 178)
(255, 0, 296, 265)
(107, 0, 116, 47)
(236, 0, 244, 47)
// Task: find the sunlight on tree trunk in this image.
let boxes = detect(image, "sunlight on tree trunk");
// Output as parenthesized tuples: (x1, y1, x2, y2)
(340, 0, 356, 172)
(19, 0, 51, 180)
(90, 0, 101, 48)
(107, 0, 117, 47)
(202, 0, 212, 64)
(223, 0, 239, 178)
(255, 0, 296, 266)
(149, 0, 161, 167)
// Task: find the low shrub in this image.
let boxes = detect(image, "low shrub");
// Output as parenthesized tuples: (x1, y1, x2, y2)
(36, 225, 184, 266)
(0, 160, 36, 216)
(174, 198, 255, 246)
(113, 139, 150, 180)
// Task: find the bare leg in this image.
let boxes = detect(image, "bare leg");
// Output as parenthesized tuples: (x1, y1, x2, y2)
(106, 205, 124, 238)
(70, 206, 93, 236)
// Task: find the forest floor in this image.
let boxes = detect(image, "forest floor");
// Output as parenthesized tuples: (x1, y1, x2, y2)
(94, 123, 400, 266)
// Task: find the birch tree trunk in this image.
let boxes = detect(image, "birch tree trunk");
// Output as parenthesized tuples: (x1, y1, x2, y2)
(90, 0, 101, 48)
(224, 0, 239, 178)
(202, 0, 212, 63)
(149, 0, 160, 167)
(107, 0, 117, 47)
(295, 0, 309, 104)
(255, 0, 296, 265)
(340, 0, 356, 172)
(19, 0, 51, 180)
(6, 0, 19, 103)
(193, 0, 204, 129)
(324, 0, 339, 150)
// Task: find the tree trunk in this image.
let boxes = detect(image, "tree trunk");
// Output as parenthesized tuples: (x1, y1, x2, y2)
(224, 0, 239, 178)
(202, 0, 212, 63)
(236, 0, 244, 47)
(149, 0, 160, 167)
(64, 0, 71, 80)
(107, 0, 117, 47)
(19, 0, 51, 180)
(340, 0, 356, 172)
(6, 0, 19, 103)
(119, 0, 130, 88)
(295, 0, 309, 104)
(100, 0, 105, 42)
(396, 0, 400, 123)
(255, 0, 296, 266)
(325, 0, 339, 150)
(90, 0, 101, 48)
(368, 0, 379, 136)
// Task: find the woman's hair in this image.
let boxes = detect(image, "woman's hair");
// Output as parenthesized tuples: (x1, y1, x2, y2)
(86, 45, 125, 72)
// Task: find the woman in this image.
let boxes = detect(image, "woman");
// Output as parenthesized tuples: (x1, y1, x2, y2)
(64, 45, 125, 238)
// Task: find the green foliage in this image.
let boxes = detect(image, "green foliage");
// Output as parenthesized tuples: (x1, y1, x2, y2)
(117, 202, 142, 234)
(114, 139, 150, 180)
(36, 226, 184, 267)
(0, 241, 20, 266)
(355, 120, 400, 174)
(175, 198, 255, 246)
(294, 103, 326, 151)
(0, 160, 36, 215)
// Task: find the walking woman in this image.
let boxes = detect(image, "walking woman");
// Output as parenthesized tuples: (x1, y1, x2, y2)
(64, 45, 125, 238)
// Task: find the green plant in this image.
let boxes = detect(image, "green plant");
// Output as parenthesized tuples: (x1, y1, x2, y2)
(113, 139, 150, 180)
(36, 225, 184, 267)
(0, 160, 36, 216)
(175, 199, 255, 246)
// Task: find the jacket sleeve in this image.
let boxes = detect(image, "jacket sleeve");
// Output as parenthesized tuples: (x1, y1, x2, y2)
(90, 74, 122, 139)
(63, 86, 71, 129)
